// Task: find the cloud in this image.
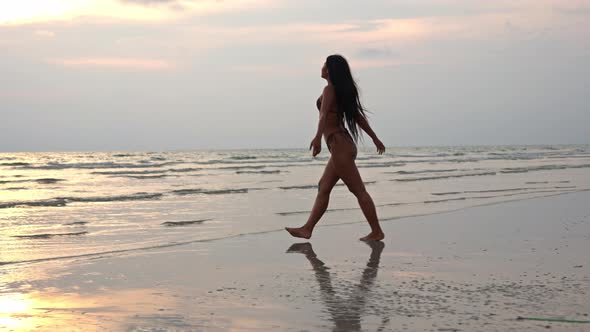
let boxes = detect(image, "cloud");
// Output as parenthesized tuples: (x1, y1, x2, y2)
(229, 64, 305, 76)
(121, 0, 179, 4)
(119, 0, 187, 10)
(47, 57, 174, 70)
(34, 30, 55, 37)
(0, 0, 266, 25)
(347, 58, 428, 69)
(355, 47, 397, 59)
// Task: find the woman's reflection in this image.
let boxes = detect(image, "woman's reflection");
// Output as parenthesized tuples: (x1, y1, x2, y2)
(286, 241, 386, 332)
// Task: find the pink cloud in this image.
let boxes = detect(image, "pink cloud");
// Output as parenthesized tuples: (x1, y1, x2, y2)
(47, 57, 173, 70)
(229, 64, 307, 76)
(34, 30, 55, 37)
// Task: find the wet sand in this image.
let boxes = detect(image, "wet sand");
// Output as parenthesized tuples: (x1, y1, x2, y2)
(1, 191, 589, 331)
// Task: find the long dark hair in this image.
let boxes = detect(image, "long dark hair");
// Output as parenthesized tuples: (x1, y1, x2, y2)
(325, 54, 368, 143)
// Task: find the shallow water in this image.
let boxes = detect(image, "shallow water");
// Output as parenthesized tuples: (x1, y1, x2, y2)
(1, 145, 589, 266)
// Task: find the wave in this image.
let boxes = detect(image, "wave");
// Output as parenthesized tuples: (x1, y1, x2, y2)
(354, 155, 387, 161)
(0, 198, 67, 209)
(0, 192, 164, 209)
(0, 178, 66, 185)
(229, 155, 257, 160)
(279, 184, 316, 190)
(393, 171, 497, 182)
(374, 151, 589, 165)
(0, 179, 27, 185)
(12, 231, 88, 239)
(0, 162, 30, 166)
(279, 181, 376, 190)
(236, 170, 282, 174)
(0, 186, 262, 209)
(123, 174, 171, 179)
(268, 163, 325, 169)
(168, 167, 203, 173)
(93, 167, 204, 176)
(161, 219, 211, 226)
(212, 165, 268, 171)
(35, 178, 65, 184)
(174, 157, 315, 167)
(92, 169, 167, 175)
(395, 158, 482, 164)
(385, 168, 462, 175)
(500, 163, 590, 174)
(525, 180, 570, 184)
(357, 162, 406, 168)
(391, 152, 466, 158)
(430, 186, 575, 196)
(14, 161, 178, 170)
(170, 188, 249, 196)
(4, 187, 28, 191)
(547, 154, 590, 159)
(424, 188, 579, 203)
(63, 221, 89, 226)
(65, 192, 164, 203)
(113, 153, 135, 157)
(424, 197, 467, 203)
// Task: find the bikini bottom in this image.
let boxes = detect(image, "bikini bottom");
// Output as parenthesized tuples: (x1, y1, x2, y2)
(326, 129, 357, 159)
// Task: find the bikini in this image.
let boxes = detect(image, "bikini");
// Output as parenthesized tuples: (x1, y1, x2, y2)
(317, 96, 355, 153)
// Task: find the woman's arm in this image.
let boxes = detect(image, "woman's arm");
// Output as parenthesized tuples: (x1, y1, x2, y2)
(310, 86, 334, 156)
(314, 86, 334, 139)
(356, 113, 378, 140)
(356, 113, 386, 154)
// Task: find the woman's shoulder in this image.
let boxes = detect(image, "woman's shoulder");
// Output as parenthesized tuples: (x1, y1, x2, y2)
(321, 85, 335, 101)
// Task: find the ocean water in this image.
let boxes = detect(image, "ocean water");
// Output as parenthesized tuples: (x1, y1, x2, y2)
(1, 145, 589, 266)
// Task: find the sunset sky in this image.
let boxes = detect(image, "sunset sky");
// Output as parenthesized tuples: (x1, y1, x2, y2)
(1, 0, 588, 151)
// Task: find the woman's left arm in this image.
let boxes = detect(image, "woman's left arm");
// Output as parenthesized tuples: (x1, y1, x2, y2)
(314, 86, 334, 138)
(310, 86, 334, 156)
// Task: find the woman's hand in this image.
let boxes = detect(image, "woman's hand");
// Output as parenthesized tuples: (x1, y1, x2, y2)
(373, 137, 385, 155)
(309, 136, 322, 157)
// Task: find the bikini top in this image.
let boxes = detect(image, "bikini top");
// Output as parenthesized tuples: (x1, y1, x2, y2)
(317, 95, 346, 134)
(316, 95, 339, 114)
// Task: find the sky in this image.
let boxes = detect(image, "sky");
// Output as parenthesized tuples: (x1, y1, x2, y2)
(0, 0, 589, 152)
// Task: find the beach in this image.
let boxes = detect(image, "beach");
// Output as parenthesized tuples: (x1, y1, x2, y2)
(3, 0, 589, 330)
(1, 190, 589, 331)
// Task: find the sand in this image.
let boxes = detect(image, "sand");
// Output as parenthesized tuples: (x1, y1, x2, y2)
(1, 191, 589, 331)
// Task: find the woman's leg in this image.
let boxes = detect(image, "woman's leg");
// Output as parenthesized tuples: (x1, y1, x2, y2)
(285, 157, 340, 239)
(332, 136, 384, 241)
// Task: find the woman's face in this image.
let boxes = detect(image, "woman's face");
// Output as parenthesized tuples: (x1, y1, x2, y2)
(321, 62, 328, 79)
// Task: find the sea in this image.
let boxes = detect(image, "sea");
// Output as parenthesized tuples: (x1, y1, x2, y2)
(1, 144, 589, 267)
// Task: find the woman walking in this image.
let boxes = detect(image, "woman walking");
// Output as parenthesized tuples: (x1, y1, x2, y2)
(285, 54, 386, 241)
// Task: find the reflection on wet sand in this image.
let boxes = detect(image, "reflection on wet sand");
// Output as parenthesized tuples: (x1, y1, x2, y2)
(0, 288, 180, 331)
(286, 241, 388, 332)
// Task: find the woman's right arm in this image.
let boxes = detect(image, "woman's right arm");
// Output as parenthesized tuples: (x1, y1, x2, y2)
(356, 113, 377, 140)
(357, 113, 386, 154)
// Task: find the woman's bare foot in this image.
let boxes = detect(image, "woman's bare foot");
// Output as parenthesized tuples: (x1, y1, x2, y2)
(359, 231, 384, 241)
(285, 226, 312, 239)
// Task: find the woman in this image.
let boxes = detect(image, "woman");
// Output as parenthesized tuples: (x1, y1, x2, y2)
(285, 54, 386, 241)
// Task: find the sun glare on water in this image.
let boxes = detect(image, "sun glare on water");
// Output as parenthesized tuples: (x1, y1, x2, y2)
(0, 294, 35, 330)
